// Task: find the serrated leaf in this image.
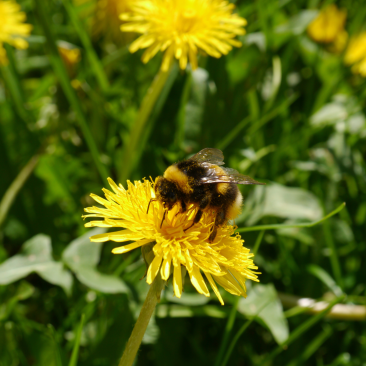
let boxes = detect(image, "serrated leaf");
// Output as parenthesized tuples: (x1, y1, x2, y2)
(238, 283, 289, 344)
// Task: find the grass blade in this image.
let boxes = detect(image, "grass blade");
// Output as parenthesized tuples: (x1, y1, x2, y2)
(260, 295, 345, 366)
(1, 45, 31, 124)
(286, 325, 332, 366)
(217, 93, 298, 151)
(62, 0, 109, 92)
(34, 0, 109, 185)
(221, 297, 273, 366)
(68, 314, 85, 366)
(215, 231, 265, 366)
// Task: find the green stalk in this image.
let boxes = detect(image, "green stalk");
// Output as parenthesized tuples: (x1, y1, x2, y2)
(174, 70, 193, 148)
(34, 0, 108, 185)
(0, 153, 41, 228)
(214, 296, 240, 366)
(118, 275, 165, 366)
(131, 63, 179, 179)
(323, 218, 343, 289)
(237, 202, 345, 233)
(61, 0, 109, 92)
(1, 45, 30, 124)
(217, 93, 298, 151)
(119, 66, 172, 183)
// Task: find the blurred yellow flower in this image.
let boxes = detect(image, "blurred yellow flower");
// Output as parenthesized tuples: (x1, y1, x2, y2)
(307, 4, 346, 44)
(0, 0, 32, 65)
(120, 0, 247, 71)
(94, 0, 132, 43)
(58, 42, 81, 66)
(330, 30, 348, 54)
(83, 178, 259, 305)
(344, 32, 366, 77)
(344, 32, 366, 65)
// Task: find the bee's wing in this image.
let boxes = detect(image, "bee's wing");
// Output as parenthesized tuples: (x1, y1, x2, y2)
(200, 167, 266, 185)
(188, 148, 225, 166)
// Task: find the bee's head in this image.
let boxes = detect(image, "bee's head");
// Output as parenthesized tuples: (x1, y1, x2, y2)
(155, 177, 179, 210)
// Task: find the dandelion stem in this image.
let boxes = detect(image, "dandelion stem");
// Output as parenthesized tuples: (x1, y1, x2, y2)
(118, 275, 165, 366)
(119, 66, 172, 183)
(237, 202, 345, 232)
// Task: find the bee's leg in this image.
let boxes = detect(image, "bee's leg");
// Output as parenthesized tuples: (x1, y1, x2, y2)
(184, 195, 211, 232)
(160, 210, 167, 228)
(181, 200, 187, 213)
(175, 200, 187, 217)
(147, 199, 157, 214)
(184, 209, 203, 232)
(208, 227, 217, 243)
(208, 210, 225, 242)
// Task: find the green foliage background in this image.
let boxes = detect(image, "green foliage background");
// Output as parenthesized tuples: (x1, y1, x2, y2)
(1, 0, 366, 365)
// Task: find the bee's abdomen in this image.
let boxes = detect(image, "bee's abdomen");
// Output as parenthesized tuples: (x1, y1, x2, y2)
(211, 184, 242, 220)
(226, 187, 243, 219)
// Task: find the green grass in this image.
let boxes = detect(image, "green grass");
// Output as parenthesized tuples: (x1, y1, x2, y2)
(1, 0, 366, 365)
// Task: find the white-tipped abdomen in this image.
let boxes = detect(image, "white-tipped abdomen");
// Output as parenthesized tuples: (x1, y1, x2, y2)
(226, 190, 243, 220)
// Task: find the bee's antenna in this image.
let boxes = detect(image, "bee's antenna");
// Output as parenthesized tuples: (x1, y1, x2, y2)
(147, 199, 157, 214)
(160, 210, 167, 228)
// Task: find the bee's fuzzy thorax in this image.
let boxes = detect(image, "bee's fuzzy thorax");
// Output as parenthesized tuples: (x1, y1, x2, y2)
(164, 164, 192, 194)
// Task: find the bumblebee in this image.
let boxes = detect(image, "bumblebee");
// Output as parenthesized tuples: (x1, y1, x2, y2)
(150, 148, 265, 242)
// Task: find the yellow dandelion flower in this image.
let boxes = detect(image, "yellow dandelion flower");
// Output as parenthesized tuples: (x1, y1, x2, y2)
(120, 0, 247, 71)
(307, 4, 346, 44)
(0, 0, 32, 65)
(83, 178, 259, 305)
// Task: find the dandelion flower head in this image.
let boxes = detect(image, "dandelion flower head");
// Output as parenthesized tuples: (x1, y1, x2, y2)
(120, 0, 247, 71)
(83, 178, 259, 305)
(0, 0, 32, 65)
(307, 4, 346, 44)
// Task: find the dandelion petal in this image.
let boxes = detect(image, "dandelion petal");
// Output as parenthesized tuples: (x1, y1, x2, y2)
(189, 266, 209, 296)
(147, 254, 163, 284)
(173, 264, 182, 298)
